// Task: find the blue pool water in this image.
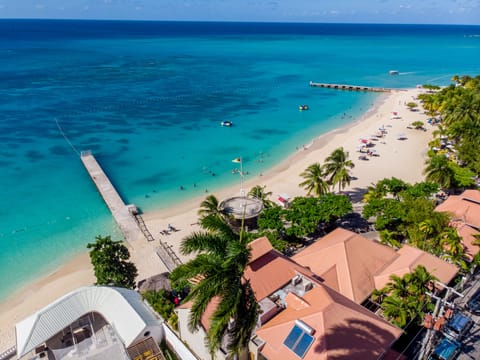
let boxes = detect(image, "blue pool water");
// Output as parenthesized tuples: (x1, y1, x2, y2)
(1, 20, 480, 300)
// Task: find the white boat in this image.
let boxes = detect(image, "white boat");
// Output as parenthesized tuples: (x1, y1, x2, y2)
(221, 121, 233, 127)
(389, 70, 399, 75)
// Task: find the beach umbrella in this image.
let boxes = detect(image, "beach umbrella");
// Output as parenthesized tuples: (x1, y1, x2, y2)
(361, 139, 368, 144)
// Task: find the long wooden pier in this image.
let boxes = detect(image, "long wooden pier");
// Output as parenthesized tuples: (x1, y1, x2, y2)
(309, 81, 393, 92)
(80, 150, 183, 272)
(80, 150, 145, 244)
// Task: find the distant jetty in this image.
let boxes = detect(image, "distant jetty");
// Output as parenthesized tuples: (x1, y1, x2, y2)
(309, 81, 394, 93)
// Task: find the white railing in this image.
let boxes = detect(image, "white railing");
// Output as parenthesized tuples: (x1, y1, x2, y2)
(0, 346, 16, 360)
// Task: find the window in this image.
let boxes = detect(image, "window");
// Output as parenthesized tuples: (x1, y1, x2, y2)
(283, 324, 314, 358)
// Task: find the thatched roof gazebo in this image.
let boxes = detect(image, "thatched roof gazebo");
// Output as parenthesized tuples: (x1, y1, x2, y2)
(137, 272, 172, 293)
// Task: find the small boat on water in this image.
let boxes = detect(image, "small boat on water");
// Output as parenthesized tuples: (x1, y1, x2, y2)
(298, 104, 309, 111)
(221, 121, 233, 127)
(389, 70, 399, 75)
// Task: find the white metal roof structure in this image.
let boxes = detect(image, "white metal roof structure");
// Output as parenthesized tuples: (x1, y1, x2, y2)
(15, 286, 160, 358)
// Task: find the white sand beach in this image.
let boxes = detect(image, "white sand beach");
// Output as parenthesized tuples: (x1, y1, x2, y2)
(0, 88, 434, 352)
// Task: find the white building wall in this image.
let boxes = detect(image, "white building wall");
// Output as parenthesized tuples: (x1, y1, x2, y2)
(163, 323, 198, 360)
(176, 308, 227, 360)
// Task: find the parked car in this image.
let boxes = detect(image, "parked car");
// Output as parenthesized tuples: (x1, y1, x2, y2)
(429, 337, 461, 360)
(443, 313, 473, 340)
(466, 288, 480, 314)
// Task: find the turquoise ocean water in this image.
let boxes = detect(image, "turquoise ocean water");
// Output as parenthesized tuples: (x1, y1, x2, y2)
(1, 20, 480, 300)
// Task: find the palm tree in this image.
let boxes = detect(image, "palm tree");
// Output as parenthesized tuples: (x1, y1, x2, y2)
(415, 220, 434, 250)
(299, 162, 329, 196)
(248, 185, 275, 209)
(381, 295, 413, 328)
(323, 147, 355, 193)
(440, 228, 467, 269)
(385, 274, 411, 299)
(170, 215, 258, 357)
(423, 154, 455, 190)
(409, 265, 437, 297)
(198, 194, 223, 223)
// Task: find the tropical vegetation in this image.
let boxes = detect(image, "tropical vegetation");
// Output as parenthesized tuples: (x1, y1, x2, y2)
(362, 178, 469, 269)
(299, 162, 329, 196)
(420, 75, 480, 188)
(170, 202, 258, 357)
(322, 147, 355, 192)
(143, 289, 179, 330)
(299, 147, 355, 195)
(87, 235, 138, 289)
(257, 193, 352, 240)
(372, 265, 437, 328)
(248, 185, 275, 209)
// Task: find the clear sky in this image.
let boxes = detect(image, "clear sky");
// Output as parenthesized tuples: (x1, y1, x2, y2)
(1, 0, 479, 25)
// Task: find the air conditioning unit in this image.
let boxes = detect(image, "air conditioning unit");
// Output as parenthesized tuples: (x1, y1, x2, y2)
(269, 293, 280, 302)
(291, 275, 302, 285)
(304, 281, 313, 291)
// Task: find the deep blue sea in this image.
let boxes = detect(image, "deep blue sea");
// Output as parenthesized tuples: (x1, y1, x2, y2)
(1, 20, 480, 300)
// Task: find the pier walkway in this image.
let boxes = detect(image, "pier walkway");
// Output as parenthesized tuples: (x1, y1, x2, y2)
(80, 151, 144, 245)
(309, 81, 394, 92)
(80, 151, 183, 273)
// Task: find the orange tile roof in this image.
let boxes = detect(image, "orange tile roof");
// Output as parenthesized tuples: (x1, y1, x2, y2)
(292, 228, 398, 303)
(189, 237, 318, 330)
(244, 238, 318, 302)
(451, 221, 480, 260)
(256, 284, 402, 360)
(435, 190, 480, 228)
(435, 190, 480, 260)
(249, 236, 274, 262)
(373, 245, 458, 290)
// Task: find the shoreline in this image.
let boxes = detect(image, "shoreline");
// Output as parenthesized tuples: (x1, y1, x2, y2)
(0, 87, 433, 352)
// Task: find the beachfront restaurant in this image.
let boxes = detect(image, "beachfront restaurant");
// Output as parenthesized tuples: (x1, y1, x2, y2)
(15, 286, 164, 360)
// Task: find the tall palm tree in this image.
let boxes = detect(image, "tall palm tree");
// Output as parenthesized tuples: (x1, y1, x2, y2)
(423, 154, 455, 190)
(299, 162, 329, 196)
(248, 185, 275, 209)
(170, 215, 258, 357)
(197, 194, 223, 221)
(323, 147, 355, 192)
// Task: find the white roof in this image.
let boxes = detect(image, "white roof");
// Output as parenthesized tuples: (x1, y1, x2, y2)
(16, 286, 158, 357)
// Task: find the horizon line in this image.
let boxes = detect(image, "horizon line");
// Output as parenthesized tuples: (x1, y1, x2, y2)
(1, 18, 480, 27)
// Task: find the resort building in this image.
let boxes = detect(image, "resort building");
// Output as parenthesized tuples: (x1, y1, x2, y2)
(14, 286, 164, 360)
(293, 228, 458, 303)
(372, 244, 458, 289)
(176, 237, 403, 360)
(435, 189, 480, 260)
(292, 228, 398, 303)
